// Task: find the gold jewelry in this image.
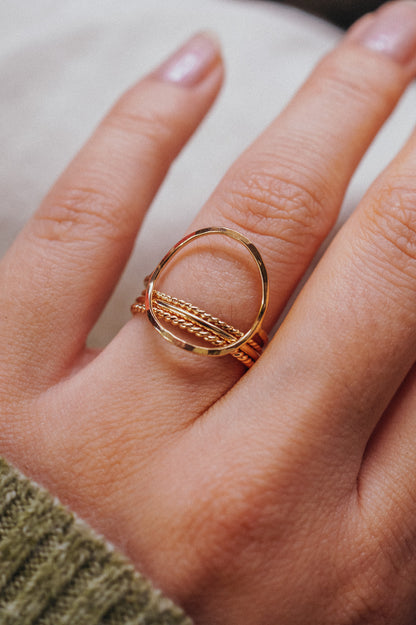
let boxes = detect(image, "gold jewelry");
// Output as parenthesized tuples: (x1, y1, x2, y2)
(131, 227, 269, 368)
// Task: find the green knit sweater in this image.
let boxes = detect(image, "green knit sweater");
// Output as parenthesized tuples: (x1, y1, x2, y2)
(0, 457, 192, 625)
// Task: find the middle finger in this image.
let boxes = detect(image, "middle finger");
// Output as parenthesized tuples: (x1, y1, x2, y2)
(111, 1, 416, 423)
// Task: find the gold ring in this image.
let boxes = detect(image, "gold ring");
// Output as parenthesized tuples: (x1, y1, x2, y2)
(131, 227, 269, 368)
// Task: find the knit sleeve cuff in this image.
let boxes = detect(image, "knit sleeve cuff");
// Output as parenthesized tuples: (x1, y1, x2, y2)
(0, 457, 192, 625)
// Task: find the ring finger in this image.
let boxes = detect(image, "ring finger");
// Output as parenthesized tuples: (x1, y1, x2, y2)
(109, 1, 416, 420)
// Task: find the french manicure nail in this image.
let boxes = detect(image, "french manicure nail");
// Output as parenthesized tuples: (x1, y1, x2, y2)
(350, 1, 416, 65)
(154, 32, 221, 87)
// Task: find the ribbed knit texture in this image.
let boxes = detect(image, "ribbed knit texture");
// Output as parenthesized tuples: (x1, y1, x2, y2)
(0, 457, 192, 625)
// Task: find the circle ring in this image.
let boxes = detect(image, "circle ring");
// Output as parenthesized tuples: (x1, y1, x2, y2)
(145, 227, 269, 357)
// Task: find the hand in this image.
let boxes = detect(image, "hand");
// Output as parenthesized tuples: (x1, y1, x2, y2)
(3, 3, 416, 623)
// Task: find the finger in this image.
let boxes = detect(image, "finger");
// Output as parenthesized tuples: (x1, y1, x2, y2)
(153, 2, 416, 336)
(0, 33, 223, 381)
(110, 2, 416, 418)
(229, 6, 416, 482)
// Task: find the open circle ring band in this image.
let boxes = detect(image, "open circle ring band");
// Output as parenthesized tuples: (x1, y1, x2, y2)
(131, 227, 269, 368)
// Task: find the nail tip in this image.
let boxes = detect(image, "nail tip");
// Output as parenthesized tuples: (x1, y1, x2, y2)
(153, 31, 221, 87)
(348, 0, 416, 66)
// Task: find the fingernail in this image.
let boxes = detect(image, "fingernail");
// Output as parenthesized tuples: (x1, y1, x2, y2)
(153, 32, 221, 87)
(349, 1, 416, 65)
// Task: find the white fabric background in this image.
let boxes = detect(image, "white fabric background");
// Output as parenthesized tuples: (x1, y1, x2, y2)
(1, 0, 415, 346)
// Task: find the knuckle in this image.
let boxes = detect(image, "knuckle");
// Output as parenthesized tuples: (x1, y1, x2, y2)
(334, 553, 393, 624)
(33, 185, 127, 246)
(109, 102, 173, 143)
(106, 88, 178, 160)
(179, 449, 317, 585)
(317, 49, 399, 114)
(218, 161, 331, 254)
(338, 582, 392, 625)
(335, 506, 416, 625)
(366, 179, 416, 273)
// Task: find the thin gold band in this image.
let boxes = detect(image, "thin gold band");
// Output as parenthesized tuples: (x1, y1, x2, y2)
(131, 227, 269, 368)
(131, 290, 267, 367)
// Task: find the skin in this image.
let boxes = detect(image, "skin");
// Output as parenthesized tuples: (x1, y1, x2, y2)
(3, 4, 416, 623)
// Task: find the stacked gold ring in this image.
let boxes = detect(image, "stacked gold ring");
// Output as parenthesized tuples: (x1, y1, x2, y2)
(131, 227, 269, 368)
